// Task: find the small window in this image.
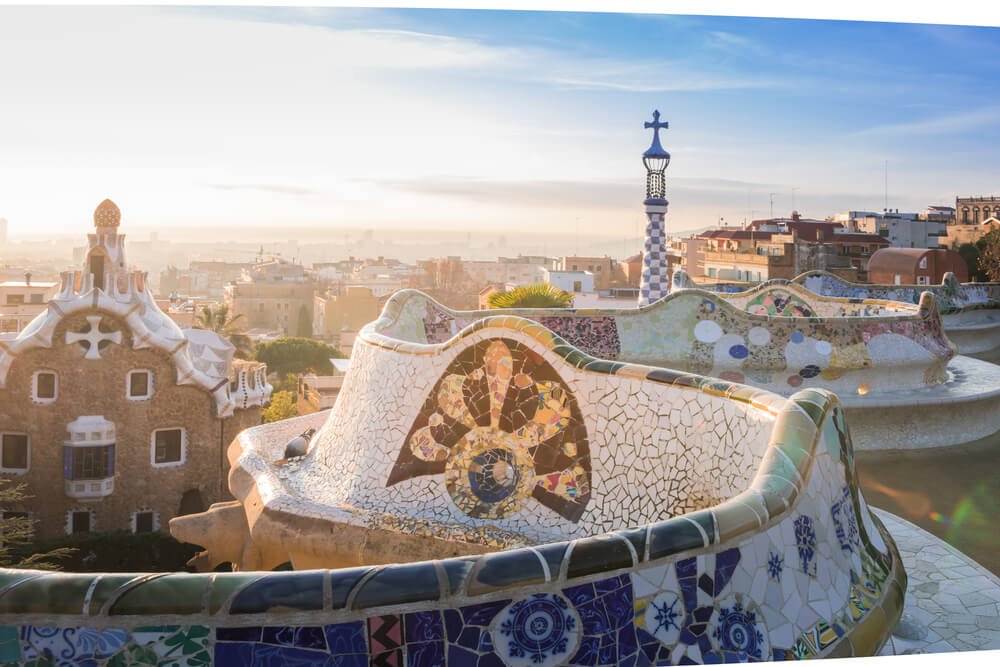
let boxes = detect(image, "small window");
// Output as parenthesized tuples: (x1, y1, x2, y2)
(918, 257, 928, 270)
(29, 293, 43, 304)
(133, 510, 157, 534)
(32, 371, 57, 403)
(127, 370, 153, 400)
(152, 428, 185, 467)
(69, 510, 93, 535)
(0, 433, 29, 473)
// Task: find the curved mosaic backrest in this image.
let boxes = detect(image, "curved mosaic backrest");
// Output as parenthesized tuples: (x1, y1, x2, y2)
(0, 388, 904, 664)
(670, 269, 916, 318)
(375, 287, 954, 396)
(792, 270, 1000, 314)
(257, 316, 778, 550)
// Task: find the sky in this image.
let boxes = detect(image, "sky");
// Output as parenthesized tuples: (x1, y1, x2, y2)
(1, 4, 999, 242)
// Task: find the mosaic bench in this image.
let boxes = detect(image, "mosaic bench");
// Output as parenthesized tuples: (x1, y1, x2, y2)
(0, 302, 906, 667)
(0, 307, 907, 664)
(380, 285, 1000, 449)
(791, 270, 1000, 356)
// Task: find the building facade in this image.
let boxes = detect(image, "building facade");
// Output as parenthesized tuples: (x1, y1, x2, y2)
(867, 247, 969, 285)
(224, 259, 318, 336)
(957, 196, 1000, 225)
(0, 277, 59, 334)
(312, 286, 381, 344)
(0, 200, 271, 539)
(694, 213, 888, 282)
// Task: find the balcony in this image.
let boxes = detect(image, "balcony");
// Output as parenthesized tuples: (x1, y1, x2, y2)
(65, 477, 115, 500)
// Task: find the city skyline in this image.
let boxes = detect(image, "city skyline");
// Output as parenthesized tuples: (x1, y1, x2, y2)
(1, 6, 999, 241)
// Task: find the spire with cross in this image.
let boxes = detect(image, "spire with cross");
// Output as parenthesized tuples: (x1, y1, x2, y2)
(638, 110, 672, 307)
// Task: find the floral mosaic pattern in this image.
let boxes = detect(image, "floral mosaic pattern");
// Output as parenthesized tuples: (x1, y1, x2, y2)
(745, 289, 815, 317)
(496, 594, 580, 666)
(794, 515, 819, 578)
(387, 338, 592, 521)
(710, 597, 768, 661)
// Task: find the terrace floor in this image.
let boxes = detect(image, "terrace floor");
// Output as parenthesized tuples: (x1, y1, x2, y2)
(876, 509, 1000, 656)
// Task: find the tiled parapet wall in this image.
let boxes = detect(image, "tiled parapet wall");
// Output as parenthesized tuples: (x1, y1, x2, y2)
(377, 288, 955, 397)
(0, 390, 905, 664)
(791, 271, 1000, 356)
(670, 269, 917, 318)
(793, 270, 1000, 315)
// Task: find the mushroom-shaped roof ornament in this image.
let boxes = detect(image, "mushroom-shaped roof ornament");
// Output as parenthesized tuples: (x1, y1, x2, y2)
(94, 199, 121, 228)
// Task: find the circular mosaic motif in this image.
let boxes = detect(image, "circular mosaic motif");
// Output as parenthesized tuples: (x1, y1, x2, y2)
(747, 326, 771, 346)
(496, 593, 581, 667)
(694, 319, 723, 343)
(445, 427, 536, 519)
(709, 596, 769, 660)
(645, 591, 684, 646)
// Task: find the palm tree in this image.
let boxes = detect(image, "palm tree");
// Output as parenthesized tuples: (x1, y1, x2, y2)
(487, 283, 574, 309)
(196, 304, 254, 359)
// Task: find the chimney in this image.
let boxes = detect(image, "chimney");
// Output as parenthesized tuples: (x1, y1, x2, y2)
(24, 271, 31, 286)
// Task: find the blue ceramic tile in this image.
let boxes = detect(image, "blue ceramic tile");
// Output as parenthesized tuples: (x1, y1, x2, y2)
(477, 653, 505, 667)
(603, 586, 634, 629)
(407, 640, 445, 667)
(457, 627, 481, 651)
(329, 566, 374, 609)
(569, 635, 599, 666)
(594, 574, 628, 597)
(324, 621, 367, 655)
(261, 625, 327, 650)
(443, 610, 463, 643)
(331, 654, 367, 667)
(216, 626, 262, 642)
(253, 643, 334, 666)
(460, 600, 508, 627)
(447, 644, 478, 665)
(562, 581, 596, 607)
(229, 572, 324, 614)
(405, 611, 443, 644)
(354, 563, 440, 609)
(214, 642, 253, 664)
(714, 548, 741, 593)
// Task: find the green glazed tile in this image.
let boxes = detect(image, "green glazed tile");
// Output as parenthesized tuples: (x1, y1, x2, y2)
(0, 626, 19, 662)
(0, 573, 95, 615)
(89, 575, 148, 615)
(110, 574, 208, 616)
(207, 573, 262, 615)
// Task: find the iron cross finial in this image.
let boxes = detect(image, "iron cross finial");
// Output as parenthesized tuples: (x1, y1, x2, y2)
(644, 109, 669, 132)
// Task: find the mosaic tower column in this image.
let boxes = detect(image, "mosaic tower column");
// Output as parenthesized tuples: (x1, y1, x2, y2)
(638, 110, 671, 307)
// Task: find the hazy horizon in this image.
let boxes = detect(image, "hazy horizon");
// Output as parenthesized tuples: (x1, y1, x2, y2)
(1, 6, 998, 242)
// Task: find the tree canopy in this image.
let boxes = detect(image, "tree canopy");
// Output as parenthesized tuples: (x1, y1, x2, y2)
(487, 283, 574, 309)
(262, 390, 298, 423)
(254, 337, 345, 376)
(195, 304, 253, 359)
(978, 229, 1000, 282)
(1, 480, 74, 570)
